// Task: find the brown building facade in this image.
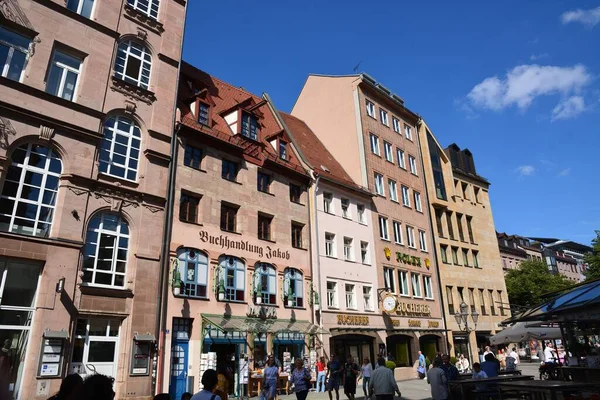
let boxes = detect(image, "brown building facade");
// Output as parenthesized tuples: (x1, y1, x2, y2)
(158, 64, 316, 398)
(0, 0, 186, 398)
(292, 74, 445, 377)
(418, 121, 509, 362)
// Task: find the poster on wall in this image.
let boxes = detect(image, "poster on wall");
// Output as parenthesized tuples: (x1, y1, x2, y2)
(239, 357, 249, 384)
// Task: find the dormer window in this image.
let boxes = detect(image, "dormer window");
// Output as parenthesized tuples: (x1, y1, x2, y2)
(198, 102, 209, 125)
(279, 140, 287, 160)
(241, 112, 259, 140)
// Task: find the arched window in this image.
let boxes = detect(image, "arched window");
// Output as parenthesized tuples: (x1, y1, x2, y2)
(218, 256, 245, 302)
(254, 263, 276, 305)
(0, 143, 62, 237)
(284, 268, 303, 308)
(127, 0, 159, 19)
(177, 248, 208, 298)
(100, 115, 141, 181)
(114, 40, 152, 89)
(82, 213, 129, 288)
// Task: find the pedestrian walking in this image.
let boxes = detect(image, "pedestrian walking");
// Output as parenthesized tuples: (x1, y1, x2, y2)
(191, 369, 222, 400)
(289, 358, 312, 400)
(358, 357, 372, 398)
(263, 355, 280, 400)
(417, 351, 426, 379)
(342, 355, 359, 400)
(316, 356, 327, 393)
(327, 355, 342, 400)
(368, 358, 401, 400)
(427, 359, 448, 400)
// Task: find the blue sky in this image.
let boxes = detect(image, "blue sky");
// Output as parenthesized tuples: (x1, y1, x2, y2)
(183, 0, 600, 245)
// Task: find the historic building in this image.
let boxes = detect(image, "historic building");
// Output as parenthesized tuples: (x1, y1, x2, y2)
(418, 121, 510, 360)
(291, 74, 445, 378)
(279, 112, 379, 365)
(497, 232, 534, 272)
(0, 0, 186, 398)
(159, 63, 319, 399)
(529, 237, 591, 282)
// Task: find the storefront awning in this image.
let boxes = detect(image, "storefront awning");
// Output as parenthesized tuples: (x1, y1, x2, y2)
(202, 314, 329, 335)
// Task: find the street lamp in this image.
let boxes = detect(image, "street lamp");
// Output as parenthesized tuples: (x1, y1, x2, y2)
(454, 301, 479, 364)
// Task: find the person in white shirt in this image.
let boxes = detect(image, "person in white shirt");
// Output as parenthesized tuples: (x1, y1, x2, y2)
(482, 346, 492, 358)
(191, 370, 222, 400)
(508, 347, 519, 365)
(544, 343, 557, 364)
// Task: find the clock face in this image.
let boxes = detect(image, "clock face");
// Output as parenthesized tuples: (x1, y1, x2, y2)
(382, 295, 397, 312)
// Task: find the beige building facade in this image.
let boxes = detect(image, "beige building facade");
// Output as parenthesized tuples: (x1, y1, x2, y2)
(292, 74, 445, 376)
(418, 121, 509, 361)
(0, 0, 186, 399)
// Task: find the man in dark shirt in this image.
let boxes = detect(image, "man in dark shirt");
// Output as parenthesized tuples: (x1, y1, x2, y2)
(440, 355, 459, 382)
(342, 355, 360, 400)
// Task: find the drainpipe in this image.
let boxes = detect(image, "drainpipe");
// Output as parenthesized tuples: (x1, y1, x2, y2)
(154, 0, 189, 390)
(312, 174, 325, 354)
(414, 118, 450, 355)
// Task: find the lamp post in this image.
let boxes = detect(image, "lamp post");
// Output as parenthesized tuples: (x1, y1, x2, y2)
(454, 301, 479, 364)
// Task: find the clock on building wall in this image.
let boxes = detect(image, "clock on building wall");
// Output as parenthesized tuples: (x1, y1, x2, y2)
(382, 294, 398, 313)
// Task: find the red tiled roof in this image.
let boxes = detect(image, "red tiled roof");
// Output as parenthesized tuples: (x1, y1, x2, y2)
(280, 112, 368, 194)
(178, 62, 307, 177)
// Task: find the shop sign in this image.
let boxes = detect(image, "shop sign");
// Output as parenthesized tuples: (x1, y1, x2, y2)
(408, 320, 421, 327)
(199, 230, 290, 260)
(337, 315, 369, 326)
(428, 320, 440, 328)
(395, 302, 431, 317)
(391, 319, 400, 327)
(396, 252, 422, 267)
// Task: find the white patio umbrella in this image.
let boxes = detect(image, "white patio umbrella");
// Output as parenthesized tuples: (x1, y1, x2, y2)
(489, 322, 562, 345)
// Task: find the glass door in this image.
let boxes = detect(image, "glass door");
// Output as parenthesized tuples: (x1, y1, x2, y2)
(0, 258, 42, 399)
(70, 319, 120, 378)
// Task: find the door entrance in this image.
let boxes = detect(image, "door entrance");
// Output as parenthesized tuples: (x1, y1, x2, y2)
(70, 319, 120, 378)
(331, 334, 375, 366)
(170, 318, 191, 400)
(386, 335, 412, 367)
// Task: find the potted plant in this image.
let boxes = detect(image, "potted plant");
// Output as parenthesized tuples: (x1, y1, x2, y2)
(255, 281, 263, 305)
(217, 275, 226, 301)
(172, 265, 182, 296)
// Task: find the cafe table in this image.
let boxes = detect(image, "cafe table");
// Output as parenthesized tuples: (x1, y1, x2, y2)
(248, 374, 290, 397)
(557, 366, 600, 382)
(450, 374, 534, 400)
(497, 380, 600, 400)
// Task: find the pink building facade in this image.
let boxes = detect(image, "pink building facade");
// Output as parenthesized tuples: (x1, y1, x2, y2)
(0, 0, 186, 398)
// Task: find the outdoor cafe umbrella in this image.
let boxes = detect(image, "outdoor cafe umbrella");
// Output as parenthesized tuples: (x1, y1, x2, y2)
(490, 322, 562, 345)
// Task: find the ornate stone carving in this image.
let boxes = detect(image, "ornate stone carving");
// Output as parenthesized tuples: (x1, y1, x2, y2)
(0, 117, 17, 150)
(110, 198, 123, 212)
(142, 203, 163, 213)
(136, 27, 148, 41)
(67, 186, 90, 196)
(29, 36, 41, 57)
(94, 186, 141, 210)
(39, 125, 54, 141)
(124, 99, 137, 115)
(123, 3, 164, 34)
(110, 76, 156, 105)
(0, 0, 34, 30)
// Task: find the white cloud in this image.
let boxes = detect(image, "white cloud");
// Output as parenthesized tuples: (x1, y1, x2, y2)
(466, 64, 592, 114)
(551, 96, 586, 121)
(558, 168, 572, 177)
(515, 165, 535, 176)
(530, 53, 549, 61)
(561, 6, 600, 27)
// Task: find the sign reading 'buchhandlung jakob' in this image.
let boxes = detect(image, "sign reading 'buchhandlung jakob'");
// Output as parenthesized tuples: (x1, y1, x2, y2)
(199, 230, 290, 260)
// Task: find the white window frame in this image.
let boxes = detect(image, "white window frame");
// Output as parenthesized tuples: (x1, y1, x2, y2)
(409, 155, 418, 175)
(379, 216, 389, 241)
(357, 204, 366, 224)
(327, 281, 338, 308)
(393, 221, 403, 245)
(397, 148, 406, 169)
(360, 241, 370, 264)
(401, 185, 410, 207)
(392, 117, 400, 133)
(423, 276, 434, 299)
(343, 237, 354, 261)
(341, 198, 350, 219)
(0, 26, 30, 82)
(374, 173, 385, 196)
(46, 50, 82, 101)
(0, 143, 62, 237)
(379, 109, 389, 126)
(127, 0, 160, 19)
(325, 232, 336, 257)
(383, 141, 394, 162)
(405, 125, 412, 140)
(366, 99, 376, 118)
(82, 213, 129, 289)
(411, 273, 422, 298)
(419, 230, 428, 252)
(414, 191, 422, 212)
(113, 40, 152, 89)
(399, 270, 410, 296)
(66, 0, 95, 18)
(323, 192, 333, 214)
(345, 284, 356, 309)
(369, 133, 380, 155)
(384, 267, 395, 293)
(363, 286, 373, 311)
(389, 179, 398, 202)
(70, 319, 120, 378)
(406, 225, 416, 249)
(100, 116, 142, 181)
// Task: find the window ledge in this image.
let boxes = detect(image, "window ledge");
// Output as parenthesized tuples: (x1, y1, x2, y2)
(292, 246, 308, 251)
(380, 238, 391, 242)
(325, 255, 338, 259)
(222, 177, 242, 185)
(179, 219, 203, 227)
(184, 165, 207, 174)
(123, 3, 165, 34)
(391, 199, 399, 204)
(80, 285, 134, 298)
(344, 259, 356, 263)
(110, 77, 156, 105)
(221, 229, 241, 235)
(402, 204, 412, 210)
(97, 171, 139, 187)
(290, 200, 305, 206)
(259, 190, 275, 197)
(173, 295, 210, 301)
(284, 306, 306, 310)
(259, 238, 277, 244)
